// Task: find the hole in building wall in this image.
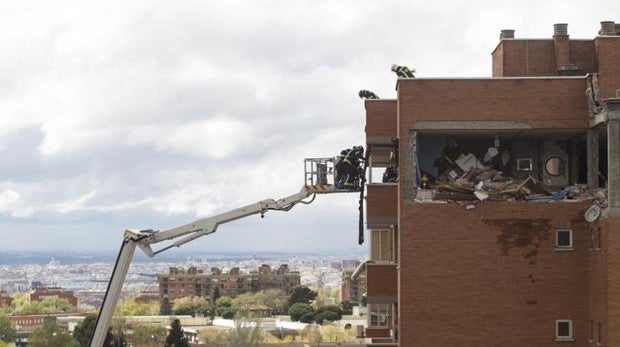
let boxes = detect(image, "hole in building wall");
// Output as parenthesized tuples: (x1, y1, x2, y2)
(414, 130, 607, 203)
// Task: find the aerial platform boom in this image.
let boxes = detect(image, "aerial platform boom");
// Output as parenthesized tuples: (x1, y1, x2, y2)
(90, 157, 362, 347)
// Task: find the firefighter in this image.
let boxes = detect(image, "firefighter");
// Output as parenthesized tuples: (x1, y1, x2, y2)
(391, 64, 416, 78)
(343, 146, 364, 189)
(358, 90, 379, 99)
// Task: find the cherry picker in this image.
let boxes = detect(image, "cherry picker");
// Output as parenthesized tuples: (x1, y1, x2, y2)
(90, 155, 366, 346)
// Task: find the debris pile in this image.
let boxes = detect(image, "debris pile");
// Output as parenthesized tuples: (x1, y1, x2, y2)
(419, 148, 603, 204)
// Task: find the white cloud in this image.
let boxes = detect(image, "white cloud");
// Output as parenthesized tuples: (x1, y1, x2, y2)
(0, 0, 618, 251)
(0, 189, 34, 218)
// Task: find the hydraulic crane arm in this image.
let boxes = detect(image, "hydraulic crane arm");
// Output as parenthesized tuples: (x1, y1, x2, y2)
(137, 188, 316, 257)
(90, 156, 361, 347)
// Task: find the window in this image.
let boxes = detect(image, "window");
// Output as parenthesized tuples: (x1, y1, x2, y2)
(369, 303, 390, 328)
(556, 319, 573, 341)
(517, 158, 533, 171)
(371, 229, 392, 261)
(555, 229, 573, 249)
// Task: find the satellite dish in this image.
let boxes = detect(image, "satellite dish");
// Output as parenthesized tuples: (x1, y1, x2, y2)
(585, 204, 601, 222)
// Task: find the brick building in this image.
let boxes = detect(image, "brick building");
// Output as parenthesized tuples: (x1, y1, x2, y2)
(28, 286, 78, 307)
(157, 264, 300, 302)
(341, 263, 366, 304)
(0, 290, 12, 306)
(360, 21, 620, 346)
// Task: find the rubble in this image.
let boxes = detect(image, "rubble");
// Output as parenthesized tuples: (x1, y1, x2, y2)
(418, 145, 607, 207)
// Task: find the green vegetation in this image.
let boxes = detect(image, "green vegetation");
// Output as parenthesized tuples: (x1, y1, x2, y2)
(10, 293, 73, 315)
(72, 314, 115, 347)
(132, 324, 167, 346)
(115, 298, 159, 316)
(0, 310, 15, 343)
(29, 319, 79, 347)
(165, 319, 189, 347)
(288, 303, 314, 322)
(288, 286, 317, 306)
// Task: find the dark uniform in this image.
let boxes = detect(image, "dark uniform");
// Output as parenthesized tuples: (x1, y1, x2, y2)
(391, 64, 415, 78)
(358, 90, 379, 99)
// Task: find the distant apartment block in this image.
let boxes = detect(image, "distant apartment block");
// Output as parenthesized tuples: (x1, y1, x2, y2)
(28, 286, 78, 307)
(341, 263, 366, 304)
(157, 264, 300, 301)
(0, 290, 12, 306)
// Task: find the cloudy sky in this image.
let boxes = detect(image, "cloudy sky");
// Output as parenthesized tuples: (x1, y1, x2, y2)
(0, 1, 617, 254)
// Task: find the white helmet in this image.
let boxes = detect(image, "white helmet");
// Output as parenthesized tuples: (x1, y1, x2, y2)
(391, 64, 398, 71)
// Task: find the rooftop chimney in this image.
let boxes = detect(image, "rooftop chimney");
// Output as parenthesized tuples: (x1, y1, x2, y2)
(553, 23, 570, 72)
(554, 23, 568, 36)
(600, 21, 616, 35)
(499, 29, 515, 39)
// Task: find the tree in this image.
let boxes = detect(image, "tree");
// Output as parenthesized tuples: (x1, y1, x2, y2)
(263, 289, 287, 315)
(132, 324, 167, 346)
(320, 325, 347, 343)
(215, 296, 236, 318)
(73, 314, 114, 347)
(115, 298, 158, 316)
(29, 320, 79, 347)
(0, 310, 16, 343)
(172, 296, 209, 317)
(160, 296, 172, 315)
(228, 312, 263, 347)
(340, 300, 356, 315)
(212, 286, 221, 303)
(165, 319, 189, 347)
(13, 297, 73, 315)
(288, 303, 314, 322)
(232, 292, 268, 316)
(197, 328, 229, 345)
(288, 286, 317, 306)
(314, 305, 343, 324)
(299, 312, 315, 323)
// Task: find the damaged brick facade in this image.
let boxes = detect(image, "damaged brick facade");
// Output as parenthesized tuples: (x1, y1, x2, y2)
(362, 21, 620, 346)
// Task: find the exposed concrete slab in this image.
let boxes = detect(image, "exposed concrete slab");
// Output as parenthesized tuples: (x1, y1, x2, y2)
(403, 130, 417, 201)
(609, 119, 620, 208)
(588, 128, 600, 189)
(412, 120, 533, 130)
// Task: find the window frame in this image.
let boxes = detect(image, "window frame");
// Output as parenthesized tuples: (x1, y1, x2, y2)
(368, 303, 390, 328)
(555, 319, 574, 341)
(555, 229, 573, 250)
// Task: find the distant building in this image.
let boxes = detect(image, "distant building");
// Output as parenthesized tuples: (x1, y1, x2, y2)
(28, 286, 78, 307)
(0, 290, 12, 307)
(157, 264, 300, 301)
(135, 290, 160, 303)
(341, 265, 365, 304)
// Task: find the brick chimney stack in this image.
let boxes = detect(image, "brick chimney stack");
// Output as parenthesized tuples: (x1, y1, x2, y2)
(553, 23, 570, 73)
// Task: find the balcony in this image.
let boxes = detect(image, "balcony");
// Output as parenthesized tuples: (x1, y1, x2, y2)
(365, 99, 397, 143)
(366, 263, 397, 303)
(367, 184, 397, 229)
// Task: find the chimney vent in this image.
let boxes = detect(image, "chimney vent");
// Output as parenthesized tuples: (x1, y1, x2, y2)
(500, 29, 515, 40)
(554, 23, 568, 36)
(600, 21, 616, 35)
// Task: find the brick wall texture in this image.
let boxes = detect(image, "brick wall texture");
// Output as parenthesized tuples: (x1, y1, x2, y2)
(398, 202, 592, 346)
